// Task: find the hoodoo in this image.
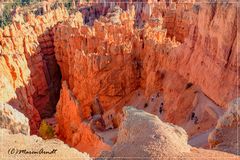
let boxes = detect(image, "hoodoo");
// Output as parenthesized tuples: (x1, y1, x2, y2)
(0, 0, 239, 159)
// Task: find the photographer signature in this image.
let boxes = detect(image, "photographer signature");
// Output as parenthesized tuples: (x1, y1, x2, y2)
(8, 148, 57, 155)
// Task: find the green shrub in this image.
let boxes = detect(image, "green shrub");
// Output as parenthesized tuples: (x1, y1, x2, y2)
(0, 0, 40, 28)
(0, 3, 16, 28)
(38, 120, 55, 139)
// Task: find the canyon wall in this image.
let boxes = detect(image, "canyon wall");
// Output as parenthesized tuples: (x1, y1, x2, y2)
(129, 0, 239, 109)
(53, 3, 239, 151)
(0, 7, 68, 133)
(0, 0, 238, 158)
(55, 81, 110, 156)
(167, 2, 239, 108)
(54, 6, 138, 119)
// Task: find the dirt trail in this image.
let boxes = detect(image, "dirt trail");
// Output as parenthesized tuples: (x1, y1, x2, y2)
(187, 92, 225, 147)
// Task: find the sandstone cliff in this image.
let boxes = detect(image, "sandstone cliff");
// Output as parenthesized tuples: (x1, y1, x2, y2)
(0, 1, 238, 158)
(54, 6, 138, 119)
(54, 2, 238, 129)
(166, 2, 238, 108)
(55, 81, 110, 157)
(0, 7, 68, 133)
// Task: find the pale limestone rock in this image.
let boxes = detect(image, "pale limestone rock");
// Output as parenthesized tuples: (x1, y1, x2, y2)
(99, 107, 238, 159)
(0, 103, 30, 135)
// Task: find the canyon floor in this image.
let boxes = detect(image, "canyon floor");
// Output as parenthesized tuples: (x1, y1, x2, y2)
(0, 0, 239, 159)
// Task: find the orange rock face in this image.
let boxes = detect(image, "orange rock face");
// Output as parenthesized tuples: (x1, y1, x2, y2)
(55, 81, 110, 157)
(53, 2, 238, 149)
(167, 2, 239, 108)
(0, 0, 238, 158)
(54, 6, 138, 119)
(0, 7, 69, 133)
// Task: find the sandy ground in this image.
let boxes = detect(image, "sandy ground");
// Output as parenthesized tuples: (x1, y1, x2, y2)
(188, 128, 214, 148)
(125, 89, 164, 119)
(46, 89, 226, 152)
(95, 128, 118, 146)
(186, 92, 225, 148)
(108, 89, 226, 149)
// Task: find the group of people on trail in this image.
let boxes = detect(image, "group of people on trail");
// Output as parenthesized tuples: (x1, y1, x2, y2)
(159, 102, 164, 114)
(151, 92, 161, 102)
(191, 112, 198, 124)
(148, 92, 164, 115)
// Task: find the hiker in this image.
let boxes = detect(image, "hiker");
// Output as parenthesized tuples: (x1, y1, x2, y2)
(157, 92, 160, 97)
(159, 106, 163, 114)
(191, 112, 195, 120)
(194, 116, 198, 124)
(108, 114, 113, 120)
(88, 116, 93, 121)
(151, 96, 154, 102)
(159, 102, 164, 114)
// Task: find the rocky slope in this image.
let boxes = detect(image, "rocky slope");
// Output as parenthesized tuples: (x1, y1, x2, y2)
(99, 107, 238, 159)
(0, 128, 91, 160)
(0, 102, 30, 135)
(208, 98, 240, 155)
(0, 102, 91, 160)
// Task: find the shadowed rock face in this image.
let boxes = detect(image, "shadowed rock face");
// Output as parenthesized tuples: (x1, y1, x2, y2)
(0, 7, 68, 133)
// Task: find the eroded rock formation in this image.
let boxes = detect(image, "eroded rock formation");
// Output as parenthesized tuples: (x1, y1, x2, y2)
(0, 7, 68, 133)
(54, 6, 137, 120)
(0, 0, 238, 158)
(52, 2, 238, 156)
(54, 1, 238, 127)
(55, 81, 110, 157)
